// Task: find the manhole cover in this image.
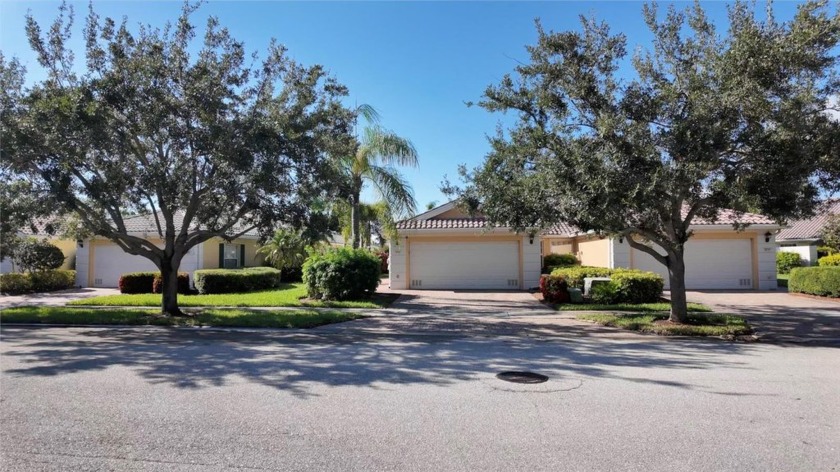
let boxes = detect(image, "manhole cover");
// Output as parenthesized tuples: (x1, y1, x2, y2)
(496, 371, 549, 384)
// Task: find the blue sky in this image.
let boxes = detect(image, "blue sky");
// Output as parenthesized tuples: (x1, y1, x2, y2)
(0, 1, 803, 212)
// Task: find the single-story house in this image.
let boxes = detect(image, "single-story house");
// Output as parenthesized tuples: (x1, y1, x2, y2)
(74, 212, 265, 288)
(776, 200, 840, 266)
(0, 218, 77, 274)
(389, 201, 781, 291)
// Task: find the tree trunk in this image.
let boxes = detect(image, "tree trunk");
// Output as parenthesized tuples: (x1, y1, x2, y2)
(350, 188, 361, 249)
(667, 252, 689, 324)
(159, 256, 184, 317)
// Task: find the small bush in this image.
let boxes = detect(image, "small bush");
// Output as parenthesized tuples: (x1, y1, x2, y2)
(152, 272, 191, 294)
(590, 282, 620, 304)
(14, 239, 65, 272)
(119, 272, 157, 294)
(193, 267, 282, 294)
(302, 248, 380, 301)
(543, 253, 578, 269)
(280, 266, 304, 283)
(610, 271, 664, 304)
(776, 251, 802, 274)
(375, 251, 389, 273)
(818, 254, 840, 267)
(817, 246, 837, 259)
(551, 266, 615, 289)
(0, 270, 76, 295)
(788, 267, 840, 298)
(539, 274, 570, 303)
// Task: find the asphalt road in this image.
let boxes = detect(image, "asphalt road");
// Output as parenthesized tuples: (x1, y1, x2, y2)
(1, 326, 838, 471)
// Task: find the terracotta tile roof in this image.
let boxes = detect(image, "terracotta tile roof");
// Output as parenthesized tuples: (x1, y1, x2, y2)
(396, 218, 490, 230)
(19, 217, 71, 237)
(686, 207, 776, 226)
(119, 211, 259, 237)
(543, 222, 581, 236)
(777, 200, 840, 241)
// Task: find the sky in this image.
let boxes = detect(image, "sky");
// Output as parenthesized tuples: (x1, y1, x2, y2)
(0, 0, 805, 212)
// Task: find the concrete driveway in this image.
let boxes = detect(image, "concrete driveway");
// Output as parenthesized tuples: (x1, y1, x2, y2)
(685, 290, 840, 345)
(0, 288, 119, 309)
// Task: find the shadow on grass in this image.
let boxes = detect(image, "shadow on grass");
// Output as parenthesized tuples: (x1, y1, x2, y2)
(0, 325, 767, 398)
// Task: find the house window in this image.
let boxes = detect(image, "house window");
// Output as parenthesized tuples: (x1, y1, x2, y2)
(223, 244, 241, 269)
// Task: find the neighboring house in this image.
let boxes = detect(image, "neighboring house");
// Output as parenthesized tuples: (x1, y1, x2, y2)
(776, 200, 840, 266)
(389, 201, 781, 291)
(0, 218, 77, 274)
(75, 212, 265, 288)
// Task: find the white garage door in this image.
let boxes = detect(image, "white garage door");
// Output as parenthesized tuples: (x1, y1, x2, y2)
(632, 239, 753, 289)
(409, 241, 520, 289)
(92, 244, 158, 287)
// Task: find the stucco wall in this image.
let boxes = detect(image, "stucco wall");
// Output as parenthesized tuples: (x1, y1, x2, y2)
(577, 236, 611, 267)
(777, 243, 818, 266)
(201, 238, 264, 269)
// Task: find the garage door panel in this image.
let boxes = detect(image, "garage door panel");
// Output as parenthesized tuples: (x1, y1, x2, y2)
(632, 239, 753, 290)
(410, 241, 520, 290)
(92, 244, 159, 287)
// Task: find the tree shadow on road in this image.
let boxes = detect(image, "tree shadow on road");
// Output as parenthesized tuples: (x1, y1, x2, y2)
(0, 325, 773, 398)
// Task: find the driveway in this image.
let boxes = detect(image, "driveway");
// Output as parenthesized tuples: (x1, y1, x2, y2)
(685, 290, 840, 345)
(1, 326, 838, 471)
(0, 288, 119, 309)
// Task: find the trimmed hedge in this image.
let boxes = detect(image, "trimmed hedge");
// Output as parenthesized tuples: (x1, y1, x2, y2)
(302, 248, 381, 301)
(119, 272, 157, 294)
(152, 273, 191, 294)
(543, 253, 578, 268)
(550, 266, 615, 289)
(610, 271, 664, 304)
(590, 282, 620, 304)
(0, 270, 76, 295)
(539, 274, 570, 303)
(193, 267, 282, 294)
(788, 267, 840, 298)
(818, 254, 840, 267)
(776, 251, 802, 274)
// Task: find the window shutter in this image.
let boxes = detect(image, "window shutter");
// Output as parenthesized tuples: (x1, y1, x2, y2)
(239, 244, 246, 268)
(218, 243, 224, 268)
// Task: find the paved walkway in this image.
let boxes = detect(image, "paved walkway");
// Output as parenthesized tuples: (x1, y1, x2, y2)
(684, 290, 840, 345)
(0, 288, 120, 309)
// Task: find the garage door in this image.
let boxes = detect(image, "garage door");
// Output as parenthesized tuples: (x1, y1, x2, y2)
(409, 241, 520, 289)
(632, 239, 753, 289)
(92, 244, 158, 287)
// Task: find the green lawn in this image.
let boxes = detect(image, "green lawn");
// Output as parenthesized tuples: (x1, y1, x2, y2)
(577, 312, 752, 337)
(1, 306, 366, 329)
(777, 273, 789, 288)
(554, 302, 711, 312)
(68, 283, 396, 308)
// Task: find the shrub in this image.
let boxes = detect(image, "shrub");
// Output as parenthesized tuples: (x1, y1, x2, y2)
(0, 270, 76, 295)
(375, 251, 389, 273)
(543, 253, 578, 269)
(119, 272, 157, 294)
(539, 274, 570, 303)
(302, 248, 380, 301)
(193, 267, 282, 294)
(610, 270, 664, 304)
(590, 282, 620, 304)
(14, 239, 65, 272)
(788, 267, 840, 298)
(550, 266, 615, 289)
(817, 254, 840, 267)
(152, 272, 191, 294)
(776, 251, 802, 274)
(817, 246, 837, 259)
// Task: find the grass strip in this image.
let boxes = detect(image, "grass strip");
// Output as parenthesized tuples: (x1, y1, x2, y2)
(556, 302, 711, 312)
(577, 312, 752, 336)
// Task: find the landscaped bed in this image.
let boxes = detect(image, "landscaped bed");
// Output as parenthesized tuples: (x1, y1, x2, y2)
(577, 312, 752, 337)
(68, 283, 397, 308)
(553, 302, 711, 312)
(1, 306, 366, 329)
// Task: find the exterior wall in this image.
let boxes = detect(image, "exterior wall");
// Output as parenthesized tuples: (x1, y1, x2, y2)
(388, 232, 539, 290)
(756, 233, 778, 290)
(576, 236, 611, 267)
(200, 238, 264, 269)
(74, 241, 89, 287)
(777, 242, 818, 266)
(609, 237, 631, 269)
(434, 207, 471, 219)
(52, 239, 78, 270)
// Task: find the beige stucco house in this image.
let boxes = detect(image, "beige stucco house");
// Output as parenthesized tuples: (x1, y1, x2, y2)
(74, 212, 264, 288)
(389, 201, 781, 291)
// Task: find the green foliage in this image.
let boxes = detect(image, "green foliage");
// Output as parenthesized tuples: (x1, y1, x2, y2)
(776, 251, 803, 274)
(118, 272, 158, 294)
(193, 268, 282, 295)
(817, 246, 838, 259)
(610, 271, 664, 304)
(543, 253, 579, 269)
(788, 267, 840, 298)
(448, 1, 840, 322)
(0, 269, 75, 294)
(13, 238, 65, 272)
(257, 229, 322, 280)
(577, 313, 752, 337)
(539, 274, 570, 303)
(550, 266, 615, 289)
(302, 248, 381, 301)
(819, 214, 840, 251)
(590, 282, 620, 304)
(818, 254, 840, 267)
(151, 273, 191, 294)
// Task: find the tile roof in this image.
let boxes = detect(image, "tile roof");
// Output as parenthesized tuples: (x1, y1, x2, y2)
(543, 222, 581, 236)
(119, 211, 259, 237)
(686, 208, 776, 226)
(396, 218, 490, 230)
(776, 200, 840, 241)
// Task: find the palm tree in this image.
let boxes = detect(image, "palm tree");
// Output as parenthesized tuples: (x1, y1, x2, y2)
(257, 229, 324, 280)
(339, 105, 418, 248)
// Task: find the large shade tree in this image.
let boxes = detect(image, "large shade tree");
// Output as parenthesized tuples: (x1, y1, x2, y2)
(338, 105, 419, 248)
(448, 1, 840, 323)
(0, 2, 354, 315)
